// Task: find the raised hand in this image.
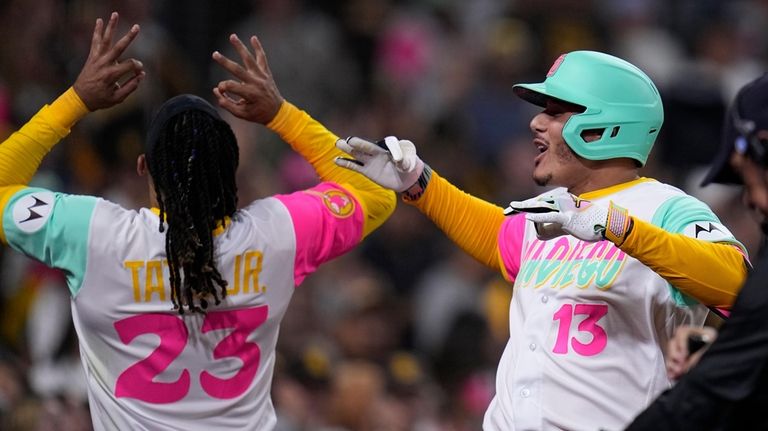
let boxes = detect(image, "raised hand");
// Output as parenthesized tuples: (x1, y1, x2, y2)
(334, 136, 424, 192)
(212, 34, 284, 125)
(73, 12, 144, 111)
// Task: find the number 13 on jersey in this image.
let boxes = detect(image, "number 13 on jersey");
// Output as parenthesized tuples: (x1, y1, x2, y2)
(552, 303, 608, 356)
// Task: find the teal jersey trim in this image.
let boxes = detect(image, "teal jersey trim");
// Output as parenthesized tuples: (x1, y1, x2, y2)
(3, 187, 96, 296)
(650, 195, 744, 307)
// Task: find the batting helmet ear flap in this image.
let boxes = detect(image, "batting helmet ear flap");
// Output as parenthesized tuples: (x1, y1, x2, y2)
(514, 51, 664, 166)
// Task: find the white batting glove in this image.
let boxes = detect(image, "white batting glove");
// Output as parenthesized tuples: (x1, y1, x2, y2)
(334, 136, 424, 193)
(505, 190, 632, 244)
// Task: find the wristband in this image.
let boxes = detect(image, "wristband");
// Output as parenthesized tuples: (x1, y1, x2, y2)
(402, 163, 432, 201)
(603, 201, 632, 246)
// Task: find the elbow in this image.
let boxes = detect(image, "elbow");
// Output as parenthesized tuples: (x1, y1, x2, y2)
(360, 190, 397, 239)
(702, 263, 748, 309)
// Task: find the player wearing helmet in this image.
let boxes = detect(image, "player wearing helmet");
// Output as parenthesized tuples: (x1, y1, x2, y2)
(335, 51, 749, 430)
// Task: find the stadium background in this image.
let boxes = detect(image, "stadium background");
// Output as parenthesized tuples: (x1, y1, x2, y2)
(0, 0, 764, 429)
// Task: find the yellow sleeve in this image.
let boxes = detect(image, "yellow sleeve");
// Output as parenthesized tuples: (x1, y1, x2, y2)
(0, 185, 26, 245)
(618, 217, 748, 308)
(0, 87, 88, 187)
(266, 101, 396, 238)
(405, 171, 505, 270)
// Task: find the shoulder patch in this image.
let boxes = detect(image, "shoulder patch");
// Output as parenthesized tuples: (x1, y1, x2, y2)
(681, 221, 734, 242)
(307, 189, 355, 218)
(12, 191, 55, 233)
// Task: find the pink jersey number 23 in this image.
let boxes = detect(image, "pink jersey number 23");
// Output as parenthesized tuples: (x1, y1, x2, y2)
(114, 305, 268, 403)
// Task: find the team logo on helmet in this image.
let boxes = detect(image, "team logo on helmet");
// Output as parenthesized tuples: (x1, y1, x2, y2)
(12, 191, 55, 233)
(308, 189, 355, 218)
(547, 54, 567, 77)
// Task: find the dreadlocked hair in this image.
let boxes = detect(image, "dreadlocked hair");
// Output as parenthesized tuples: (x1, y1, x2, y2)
(148, 110, 239, 314)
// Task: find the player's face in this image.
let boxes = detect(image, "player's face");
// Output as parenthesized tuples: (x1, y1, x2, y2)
(528, 98, 590, 190)
(731, 151, 768, 225)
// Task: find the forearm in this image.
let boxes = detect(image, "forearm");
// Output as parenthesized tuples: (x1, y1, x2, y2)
(0, 88, 88, 186)
(405, 171, 504, 270)
(617, 218, 747, 307)
(267, 101, 396, 237)
(267, 101, 351, 182)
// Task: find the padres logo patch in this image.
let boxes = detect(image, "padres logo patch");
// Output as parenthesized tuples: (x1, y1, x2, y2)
(12, 191, 55, 233)
(310, 189, 355, 218)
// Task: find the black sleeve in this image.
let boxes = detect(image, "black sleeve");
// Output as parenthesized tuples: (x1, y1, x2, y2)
(625, 252, 768, 431)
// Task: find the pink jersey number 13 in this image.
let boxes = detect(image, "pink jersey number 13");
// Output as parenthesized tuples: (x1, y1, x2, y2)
(552, 303, 608, 356)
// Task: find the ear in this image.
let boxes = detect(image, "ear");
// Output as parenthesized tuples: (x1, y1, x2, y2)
(137, 154, 148, 176)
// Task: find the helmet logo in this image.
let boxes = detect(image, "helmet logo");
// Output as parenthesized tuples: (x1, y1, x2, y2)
(547, 54, 567, 77)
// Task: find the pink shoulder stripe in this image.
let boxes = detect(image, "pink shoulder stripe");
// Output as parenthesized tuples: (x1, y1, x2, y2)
(276, 182, 364, 286)
(497, 214, 527, 281)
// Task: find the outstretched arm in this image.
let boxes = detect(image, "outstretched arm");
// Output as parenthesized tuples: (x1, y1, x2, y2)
(333, 137, 506, 271)
(404, 171, 506, 271)
(211, 34, 395, 237)
(0, 12, 144, 188)
(0, 12, 144, 245)
(508, 191, 747, 308)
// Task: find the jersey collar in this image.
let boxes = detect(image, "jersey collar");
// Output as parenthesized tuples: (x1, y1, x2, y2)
(578, 177, 656, 200)
(149, 207, 231, 236)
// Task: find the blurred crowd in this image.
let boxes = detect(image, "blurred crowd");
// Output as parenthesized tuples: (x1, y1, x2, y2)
(0, 0, 766, 430)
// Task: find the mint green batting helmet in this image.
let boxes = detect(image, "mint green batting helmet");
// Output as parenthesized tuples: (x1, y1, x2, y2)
(513, 51, 663, 166)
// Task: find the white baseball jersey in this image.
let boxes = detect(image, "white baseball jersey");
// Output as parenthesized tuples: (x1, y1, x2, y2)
(2, 182, 365, 430)
(484, 178, 743, 431)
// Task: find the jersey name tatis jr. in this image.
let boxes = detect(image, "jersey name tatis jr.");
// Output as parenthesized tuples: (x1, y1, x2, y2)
(124, 249, 267, 303)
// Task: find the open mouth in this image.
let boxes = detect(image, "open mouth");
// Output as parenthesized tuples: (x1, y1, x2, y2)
(534, 138, 549, 163)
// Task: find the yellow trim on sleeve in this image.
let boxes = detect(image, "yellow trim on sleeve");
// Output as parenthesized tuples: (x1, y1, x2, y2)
(497, 246, 513, 282)
(618, 217, 747, 308)
(0, 185, 26, 245)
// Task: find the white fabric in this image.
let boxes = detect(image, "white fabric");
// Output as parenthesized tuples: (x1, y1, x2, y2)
(484, 181, 725, 431)
(74, 198, 296, 431)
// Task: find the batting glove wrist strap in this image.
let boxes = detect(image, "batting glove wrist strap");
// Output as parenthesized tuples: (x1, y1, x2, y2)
(403, 163, 432, 201)
(603, 202, 632, 246)
(506, 191, 630, 243)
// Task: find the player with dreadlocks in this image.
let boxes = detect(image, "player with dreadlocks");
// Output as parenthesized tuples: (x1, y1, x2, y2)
(0, 14, 396, 430)
(144, 94, 240, 313)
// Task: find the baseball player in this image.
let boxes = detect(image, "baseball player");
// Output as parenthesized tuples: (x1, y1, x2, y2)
(0, 16, 395, 431)
(335, 51, 749, 430)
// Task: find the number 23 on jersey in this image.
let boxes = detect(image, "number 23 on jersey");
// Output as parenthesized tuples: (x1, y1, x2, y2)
(114, 305, 268, 404)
